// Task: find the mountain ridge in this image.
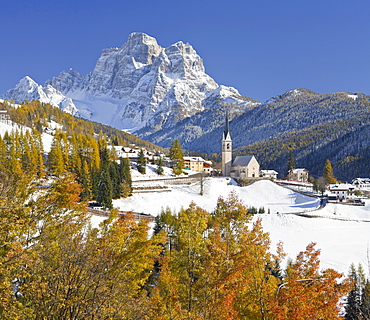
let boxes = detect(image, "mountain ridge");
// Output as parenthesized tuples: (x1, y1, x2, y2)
(2, 32, 256, 133)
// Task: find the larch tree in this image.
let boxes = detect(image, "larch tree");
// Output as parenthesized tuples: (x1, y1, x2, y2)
(275, 242, 351, 319)
(323, 159, 337, 184)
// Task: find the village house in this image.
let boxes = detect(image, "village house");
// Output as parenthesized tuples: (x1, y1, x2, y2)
(184, 156, 213, 173)
(112, 146, 166, 163)
(260, 169, 278, 179)
(351, 178, 370, 190)
(287, 168, 309, 182)
(328, 184, 356, 202)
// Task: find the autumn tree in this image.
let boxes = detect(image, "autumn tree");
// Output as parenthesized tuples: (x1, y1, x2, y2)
(323, 159, 337, 184)
(275, 242, 351, 319)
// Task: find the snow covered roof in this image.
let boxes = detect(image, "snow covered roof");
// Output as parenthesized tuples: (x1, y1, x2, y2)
(260, 170, 278, 174)
(329, 184, 355, 191)
(290, 168, 308, 174)
(184, 156, 205, 162)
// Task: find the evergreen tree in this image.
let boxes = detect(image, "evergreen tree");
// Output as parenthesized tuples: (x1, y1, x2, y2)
(109, 162, 121, 199)
(137, 149, 146, 174)
(286, 150, 295, 177)
(361, 280, 370, 318)
(157, 156, 164, 175)
(79, 160, 92, 201)
(119, 157, 132, 197)
(323, 159, 336, 184)
(345, 264, 367, 320)
(169, 139, 184, 176)
(97, 168, 113, 209)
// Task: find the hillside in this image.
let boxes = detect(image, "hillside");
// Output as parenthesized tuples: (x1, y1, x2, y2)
(94, 163, 370, 275)
(145, 89, 370, 181)
(0, 99, 163, 152)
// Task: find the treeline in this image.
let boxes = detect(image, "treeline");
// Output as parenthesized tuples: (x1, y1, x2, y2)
(0, 99, 163, 151)
(48, 130, 132, 208)
(0, 128, 132, 208)
(0, 174, 353, 319)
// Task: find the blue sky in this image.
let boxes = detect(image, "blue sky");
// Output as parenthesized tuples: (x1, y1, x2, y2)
(1, 0, 370, 102)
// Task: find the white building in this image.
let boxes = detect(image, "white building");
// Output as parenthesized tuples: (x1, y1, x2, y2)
(328, 184, 356, 202)
(287, 168, 309, 182)
(260, 170, 278, 179)
(351, 178, 370, 190)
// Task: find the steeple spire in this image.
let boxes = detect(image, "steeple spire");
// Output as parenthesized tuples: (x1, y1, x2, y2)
(223, 111, 231, 140)
(222, 111, 232, 176)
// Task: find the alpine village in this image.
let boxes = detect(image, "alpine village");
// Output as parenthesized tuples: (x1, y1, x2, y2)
(1, 32, 370, 319)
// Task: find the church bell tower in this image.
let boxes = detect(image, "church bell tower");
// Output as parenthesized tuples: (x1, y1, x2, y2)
(222, 112, 232, 176)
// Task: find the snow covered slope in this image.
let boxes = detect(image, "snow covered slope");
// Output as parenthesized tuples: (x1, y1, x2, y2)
(111, 167, 370, 274)
(2, 33, 258, 132)
(2, 76, 79, 115)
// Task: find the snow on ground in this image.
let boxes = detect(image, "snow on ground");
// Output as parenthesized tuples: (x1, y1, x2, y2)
(113, 166, 370, 275)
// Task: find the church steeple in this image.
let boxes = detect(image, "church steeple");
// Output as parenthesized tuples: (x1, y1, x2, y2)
(222, 112, 232, 176)
(223, 111, 231, 140)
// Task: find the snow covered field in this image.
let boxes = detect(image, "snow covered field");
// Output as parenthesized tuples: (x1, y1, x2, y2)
(113, 165, 370, 275)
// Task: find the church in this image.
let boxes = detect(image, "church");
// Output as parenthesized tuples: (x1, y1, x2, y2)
(221, 114, 260, 178)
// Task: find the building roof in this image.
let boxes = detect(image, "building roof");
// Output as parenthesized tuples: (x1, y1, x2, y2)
(222, 112, 231, 140)
(183, 156, 205, 162)
(290, 168, 308, 174)
(232, 155, 256, 167)
(329, 184, 355, 191)
(260, 170, 278, 174)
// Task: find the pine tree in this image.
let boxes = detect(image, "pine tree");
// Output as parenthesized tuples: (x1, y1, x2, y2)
(137, 149, 146, 174)
(97, 168, 113, 209)
(109, 162, 121, 199)
(169, 139, 184, 176)
(119, 157, 132, 197)
(323, 159, 336, 184)
(361, 280, 370, 318)
(345, 264, 367, 320)
(79, 160, 92, 201)
(157, 156, 164, 175)
(286, 150, 295, 177)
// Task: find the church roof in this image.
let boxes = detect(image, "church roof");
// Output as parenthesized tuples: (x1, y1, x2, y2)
(223, 112, 231, 140)
(232, 155, 256, 167)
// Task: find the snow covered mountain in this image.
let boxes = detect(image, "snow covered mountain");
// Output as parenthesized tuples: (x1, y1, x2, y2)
(2, 76, 79, 115)
(2, 33, 257, 132)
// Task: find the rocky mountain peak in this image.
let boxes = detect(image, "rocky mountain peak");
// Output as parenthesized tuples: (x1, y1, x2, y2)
(2, 33, 256, 135)
(123, 32, 162, 65)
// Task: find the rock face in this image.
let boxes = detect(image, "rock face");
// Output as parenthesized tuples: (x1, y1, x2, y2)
(2, 32, 257, 133)
(2, 76, 78, 115)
